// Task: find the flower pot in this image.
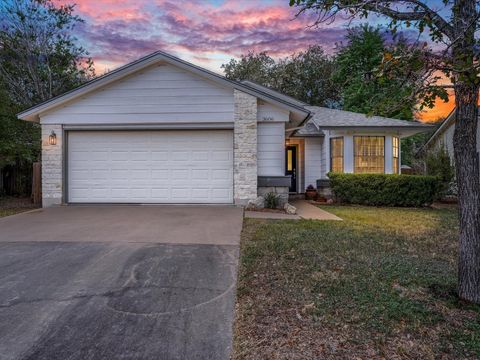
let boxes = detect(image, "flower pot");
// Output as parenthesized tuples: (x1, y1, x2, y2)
(305, 190, 317, 200)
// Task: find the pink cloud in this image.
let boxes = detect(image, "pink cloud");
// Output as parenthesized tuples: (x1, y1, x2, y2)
(58, 0, 350, 72)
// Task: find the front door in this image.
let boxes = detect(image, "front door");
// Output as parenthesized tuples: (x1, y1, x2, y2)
(285, 146, 297, 192)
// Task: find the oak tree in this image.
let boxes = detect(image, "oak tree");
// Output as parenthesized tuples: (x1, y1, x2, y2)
(291, 0, 480, 303)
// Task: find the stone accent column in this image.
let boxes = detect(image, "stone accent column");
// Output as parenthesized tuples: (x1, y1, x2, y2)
(41, 124, 63, 207)
(233, 90, 257, 205)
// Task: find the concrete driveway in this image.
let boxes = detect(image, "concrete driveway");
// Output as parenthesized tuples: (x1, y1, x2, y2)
(0, 205, 243, 360)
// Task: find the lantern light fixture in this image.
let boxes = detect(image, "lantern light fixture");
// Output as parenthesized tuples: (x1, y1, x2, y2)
(48, 131, 57, 146)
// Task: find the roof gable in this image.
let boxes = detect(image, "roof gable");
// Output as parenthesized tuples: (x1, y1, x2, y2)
(18, 51, 309, 122)
(39, 63, 236, 125)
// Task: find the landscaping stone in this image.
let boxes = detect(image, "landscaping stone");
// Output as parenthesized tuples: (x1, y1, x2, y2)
(284, 203, 297, 215)
(247, 196, 265, 209)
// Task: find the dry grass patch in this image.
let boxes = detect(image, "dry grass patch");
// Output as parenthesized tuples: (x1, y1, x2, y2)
(233, 206, 480, 359)
(0, 196, 38, 218)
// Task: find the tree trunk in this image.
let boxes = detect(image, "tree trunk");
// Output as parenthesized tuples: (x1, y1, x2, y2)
(454, 84, 480, 302)
(453, 0, 480, 303)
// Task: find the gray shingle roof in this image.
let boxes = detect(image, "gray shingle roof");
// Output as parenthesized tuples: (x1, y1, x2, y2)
(295, 121, 325, 136)
(306, 106, 432, 129)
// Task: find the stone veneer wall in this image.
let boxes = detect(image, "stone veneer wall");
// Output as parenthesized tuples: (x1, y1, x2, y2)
(233, 89, 257, 205)
(41, 124, 63, 207)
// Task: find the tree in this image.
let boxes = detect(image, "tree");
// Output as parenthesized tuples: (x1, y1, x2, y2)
(0, 0, 95, 107)
(222, 52, 277, 89)
(0, 85, 39, 169)
(334, 25, 424, 119)
(0, 0, 94, 196)
(425, 146, 456, 197)
(290, 0, 480, 303)
(222, 46, 339, 107)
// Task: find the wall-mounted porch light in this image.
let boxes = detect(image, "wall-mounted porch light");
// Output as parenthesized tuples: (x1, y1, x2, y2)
(48, 131, 57, 146)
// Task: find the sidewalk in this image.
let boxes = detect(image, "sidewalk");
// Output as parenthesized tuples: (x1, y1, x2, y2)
(244, 200, 342, 221)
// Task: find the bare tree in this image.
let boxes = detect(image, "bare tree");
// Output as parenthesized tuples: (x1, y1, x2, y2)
(290, 0, 480, 302)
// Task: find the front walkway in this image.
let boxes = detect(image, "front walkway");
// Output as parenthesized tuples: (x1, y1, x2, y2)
(244, 200, 341, 221)
(291, 200, 342, 220)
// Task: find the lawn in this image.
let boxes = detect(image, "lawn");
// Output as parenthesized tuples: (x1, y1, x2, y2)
(233, 206, 480, 359)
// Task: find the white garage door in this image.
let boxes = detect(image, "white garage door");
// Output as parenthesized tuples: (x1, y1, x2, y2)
(67, 130, 233, 204)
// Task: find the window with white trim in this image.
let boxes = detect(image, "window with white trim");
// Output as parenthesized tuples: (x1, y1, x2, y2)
(393, 137, 400, 174)
(330, 137, 344, 173)
(354, 136, 385, 174)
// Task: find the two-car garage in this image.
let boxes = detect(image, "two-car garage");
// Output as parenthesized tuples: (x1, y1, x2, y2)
(67, 130, 234, 204)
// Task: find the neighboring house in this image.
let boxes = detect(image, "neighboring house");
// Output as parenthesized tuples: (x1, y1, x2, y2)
(18, 51, 431, 207)
(423, 109, 480, 165)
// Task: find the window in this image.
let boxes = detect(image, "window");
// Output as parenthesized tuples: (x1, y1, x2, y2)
(354, 136, 385, 174)
(393, 137, 400, 174)
(287, 149, 293, 171)
(330, 137, 344, 173)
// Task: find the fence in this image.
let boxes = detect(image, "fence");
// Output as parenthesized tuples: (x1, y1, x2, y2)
(0, 161, 41, 205)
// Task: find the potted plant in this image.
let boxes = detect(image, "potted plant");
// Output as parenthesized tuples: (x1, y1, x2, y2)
(305, 184, 318, 200)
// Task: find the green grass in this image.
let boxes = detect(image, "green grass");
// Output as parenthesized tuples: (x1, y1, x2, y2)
(233, 205, 480, 359)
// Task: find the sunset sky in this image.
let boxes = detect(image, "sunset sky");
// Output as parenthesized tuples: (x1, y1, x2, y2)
(56, 0, 453, 122)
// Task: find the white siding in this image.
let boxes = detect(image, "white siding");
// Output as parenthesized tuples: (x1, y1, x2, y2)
(434, 124, 455, 160)
(384, 136, 394, 174)
(257, 102, 290, 122)
(433, 121, 480, 168)
(257, 122, 285, 176)
(320, 134, 328, 178)
(304, 138, 323, 190)
(40, 64, 234, 124)
(344, 135, 354, 173)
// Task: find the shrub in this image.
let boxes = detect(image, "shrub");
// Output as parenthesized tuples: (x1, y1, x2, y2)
(425, 147, 456, 197)
(328, 173, 441, 207)
(264, 192, 279, 209)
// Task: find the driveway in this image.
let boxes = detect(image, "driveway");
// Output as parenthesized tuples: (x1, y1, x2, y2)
(0, 205, 243, 360)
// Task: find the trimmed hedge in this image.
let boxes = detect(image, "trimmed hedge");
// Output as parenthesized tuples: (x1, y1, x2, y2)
(328, 173, 441, 207)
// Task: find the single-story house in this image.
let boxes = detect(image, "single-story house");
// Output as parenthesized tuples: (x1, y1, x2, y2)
(18, 51, 432, 207)
(423, 109, 480, 165)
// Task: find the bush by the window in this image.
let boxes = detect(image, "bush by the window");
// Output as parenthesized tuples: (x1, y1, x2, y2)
(328, 173, 441, 207)
(425, 147, 456, 197)
(264, 192, 279, 209)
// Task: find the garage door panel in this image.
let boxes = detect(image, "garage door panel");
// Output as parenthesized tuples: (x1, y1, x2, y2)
(68, 130, 233, 203)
